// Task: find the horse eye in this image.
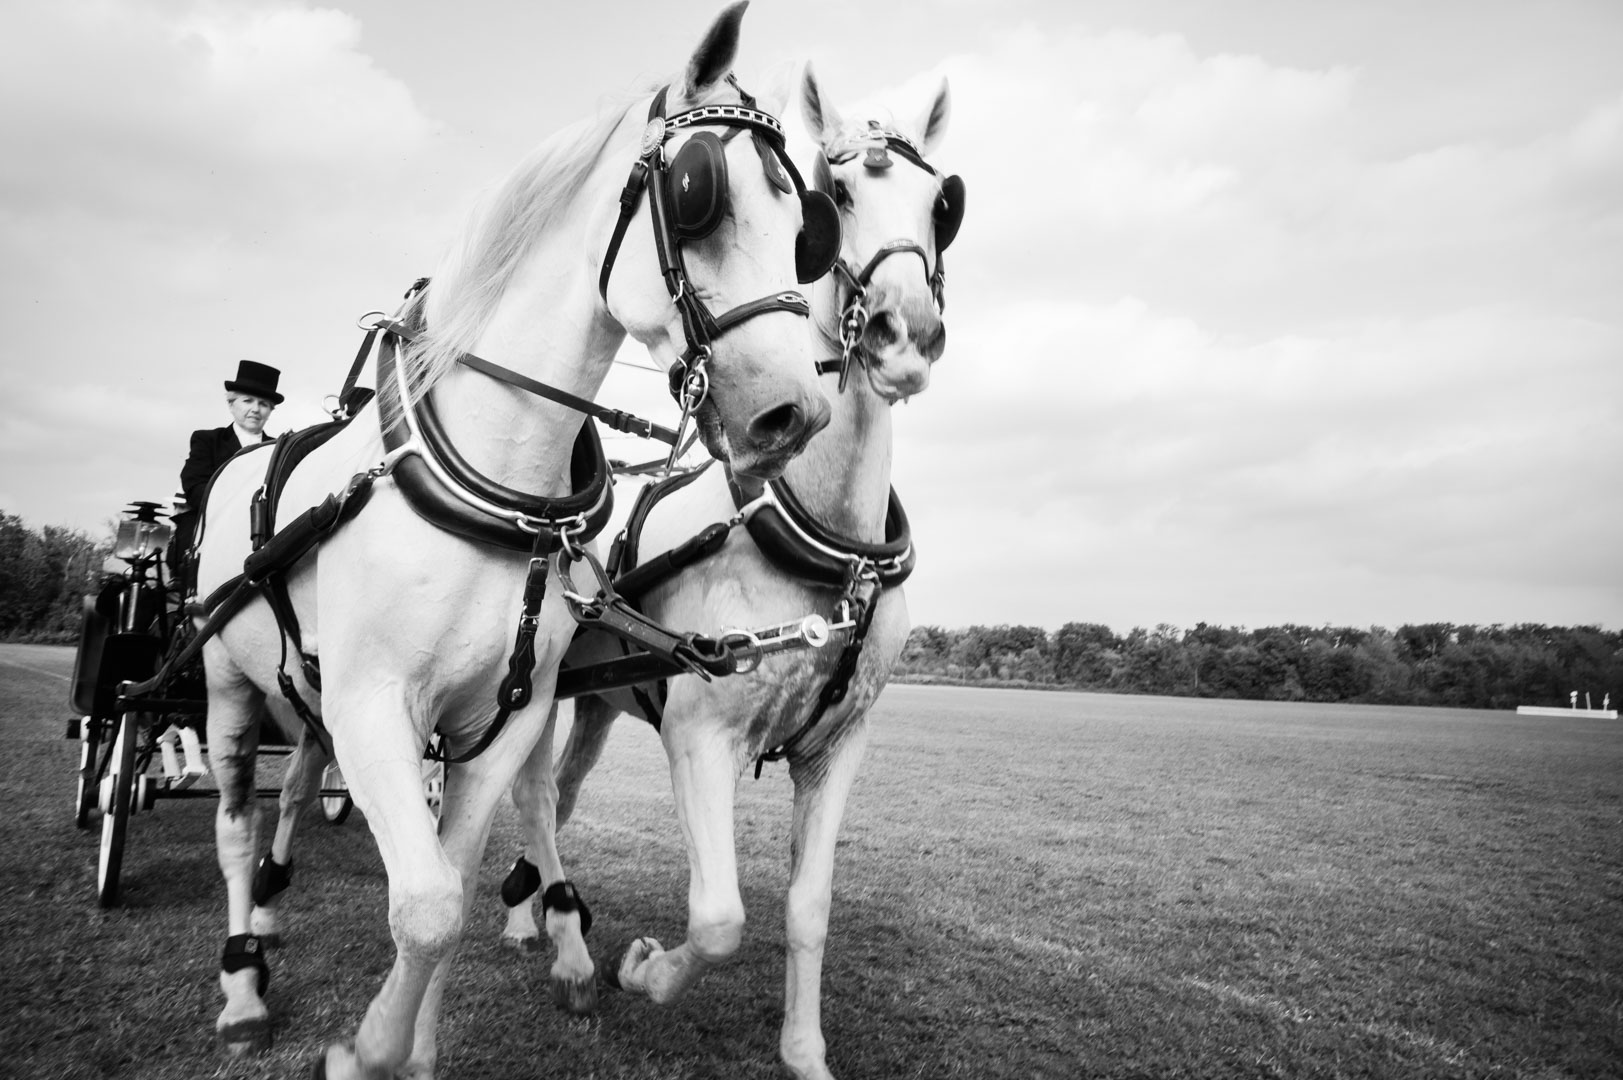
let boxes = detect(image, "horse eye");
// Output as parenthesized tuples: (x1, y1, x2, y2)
(832, 179, 853, 208)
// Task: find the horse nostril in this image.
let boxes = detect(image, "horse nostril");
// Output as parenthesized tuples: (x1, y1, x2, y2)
(748, 402, 805, 449)
(916, 319, 946, 362)
(861, 310, 907, 354)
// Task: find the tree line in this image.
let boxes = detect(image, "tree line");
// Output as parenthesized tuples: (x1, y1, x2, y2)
(0, 512, 112, 643)
(897, 621, 1622, 710)
(4, 510, 1619, 710)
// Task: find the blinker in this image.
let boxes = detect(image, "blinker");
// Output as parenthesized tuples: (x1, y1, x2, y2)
(796, 190, 841, 283)
(667, 131, 729, 241)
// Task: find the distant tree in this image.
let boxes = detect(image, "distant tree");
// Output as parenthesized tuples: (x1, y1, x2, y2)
(0, 513, 110, 642)
(0, 513, 51, 637)
(1053, 622, 1117, 686)
(898, 625, 953, 675)
(1396, 623, 1455, 662)
(1112, 624, 1195, 695)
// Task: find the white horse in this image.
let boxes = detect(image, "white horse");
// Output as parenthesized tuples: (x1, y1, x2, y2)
(501, 65, 962, 1080)
(191, 5, 837, 1077)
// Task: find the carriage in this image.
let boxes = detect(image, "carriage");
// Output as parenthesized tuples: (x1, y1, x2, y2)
(65, 499, 395, 907)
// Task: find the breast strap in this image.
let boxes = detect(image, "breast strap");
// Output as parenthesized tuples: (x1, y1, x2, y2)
(376, 325, 614, 553)
(733, 475, 915, 589)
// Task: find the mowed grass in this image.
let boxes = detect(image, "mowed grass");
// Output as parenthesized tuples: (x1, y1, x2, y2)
(1, 643, 1619, 1079)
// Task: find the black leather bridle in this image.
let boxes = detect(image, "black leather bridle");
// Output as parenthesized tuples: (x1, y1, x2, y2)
(817, 125, 965, 392)
(599, 80, 841, 461)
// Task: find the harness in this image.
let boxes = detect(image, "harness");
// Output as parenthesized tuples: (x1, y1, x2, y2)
(600, 77, 839, 468)
(553, 460, 915, 773)
(818, 123, 965, 390)
(127, 76, 840, 766)
(549, 122, 963, 772)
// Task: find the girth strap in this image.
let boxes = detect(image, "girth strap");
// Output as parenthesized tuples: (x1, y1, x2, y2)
(427, 526, 552, 766)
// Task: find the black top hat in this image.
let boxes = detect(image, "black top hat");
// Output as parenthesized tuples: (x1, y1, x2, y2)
(224, 360, 283, 405)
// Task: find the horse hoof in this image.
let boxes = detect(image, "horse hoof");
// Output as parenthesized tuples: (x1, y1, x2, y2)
(614, 937, 661, 994)
(552, 973, 599, 1014)
(218, 1017, 272, 1056)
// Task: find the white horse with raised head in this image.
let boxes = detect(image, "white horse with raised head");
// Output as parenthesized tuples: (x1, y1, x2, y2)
(191, 5, 836, 1077)
(501, 64, 963, 1080)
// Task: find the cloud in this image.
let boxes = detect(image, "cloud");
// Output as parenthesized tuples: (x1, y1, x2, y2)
(892, 287, 1622, 629)
(0, 1, 464, 530)
(0, 2, 434, 220)
(2, 3, 1618, 635)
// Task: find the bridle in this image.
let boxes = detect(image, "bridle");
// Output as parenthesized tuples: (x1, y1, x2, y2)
(599, 78, 841, 466)
(817, 124, 966, 393)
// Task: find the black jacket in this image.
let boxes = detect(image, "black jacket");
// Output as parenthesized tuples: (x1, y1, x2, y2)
(179, 425, 270, 509)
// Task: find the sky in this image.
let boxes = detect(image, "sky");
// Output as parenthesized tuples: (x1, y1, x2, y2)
(1, 0, 1619, 634)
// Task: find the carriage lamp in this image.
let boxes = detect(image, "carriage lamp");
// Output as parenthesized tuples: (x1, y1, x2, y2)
(112, 501, 173, 563)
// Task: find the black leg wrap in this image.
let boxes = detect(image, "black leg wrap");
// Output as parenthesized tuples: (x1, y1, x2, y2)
(542, 880, 593, 937)
(222, 933, 270, 998)
(251, 853, 293, 906)
(501, 855, 542, 908)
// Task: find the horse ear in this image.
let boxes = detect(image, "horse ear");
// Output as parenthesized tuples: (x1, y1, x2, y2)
(916, 76, 951, 156)
(800, 61, 842, 146)
(681, 0, 748, 101)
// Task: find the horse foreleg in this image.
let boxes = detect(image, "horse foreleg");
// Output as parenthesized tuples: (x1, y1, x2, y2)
(501, 703, 596, 1012)
(617, 723, 743, 1004)
(206, 662, 272, 1056)
(317, 708, 461, 1080)
(780, 719, 871, 1080)
(251, 730, 327, 946)
(500, 724, 549, 951)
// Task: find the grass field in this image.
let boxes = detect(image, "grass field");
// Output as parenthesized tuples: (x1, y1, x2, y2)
(1, 642, 1619, 1079)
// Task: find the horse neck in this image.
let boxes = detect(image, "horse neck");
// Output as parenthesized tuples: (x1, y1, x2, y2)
(426, 226, 624, 496)
(779, 361, 895, 543)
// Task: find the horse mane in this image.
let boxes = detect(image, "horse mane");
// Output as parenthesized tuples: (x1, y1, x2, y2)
(394, 86, 652, 414)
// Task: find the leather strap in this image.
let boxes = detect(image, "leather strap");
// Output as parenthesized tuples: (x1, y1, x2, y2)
(221, 934, 270, 997)
(376, 324, 615, 553)
(379, 317, 678, 447)
(251, 854, 293, 905)
(738, 478, 915, 589)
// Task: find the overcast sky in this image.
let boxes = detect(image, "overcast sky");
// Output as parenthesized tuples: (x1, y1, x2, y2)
(1, 0, 1618, 634)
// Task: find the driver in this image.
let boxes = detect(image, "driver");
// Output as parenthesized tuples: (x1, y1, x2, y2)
(168, 360, 282, 578)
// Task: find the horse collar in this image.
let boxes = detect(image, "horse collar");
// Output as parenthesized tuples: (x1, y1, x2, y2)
(374, 312, 614, 554)
(727, 470, 915, 590)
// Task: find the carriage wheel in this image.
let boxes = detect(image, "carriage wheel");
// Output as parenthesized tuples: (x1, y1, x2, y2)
(74, 716, 102, 829)
(320, 761, 352, 825)
(97, 711, 139, 907)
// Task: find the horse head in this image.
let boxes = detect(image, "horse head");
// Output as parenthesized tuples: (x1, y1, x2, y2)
(800, 64, 961, 404)
(601, 1, 833, 479)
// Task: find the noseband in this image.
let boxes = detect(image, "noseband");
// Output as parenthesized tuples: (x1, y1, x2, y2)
(819, 125, 966, 392)
(599, 79, 841, 463)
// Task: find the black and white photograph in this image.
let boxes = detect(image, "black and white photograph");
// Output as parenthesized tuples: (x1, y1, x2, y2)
(0, 1, 1618, 1077)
